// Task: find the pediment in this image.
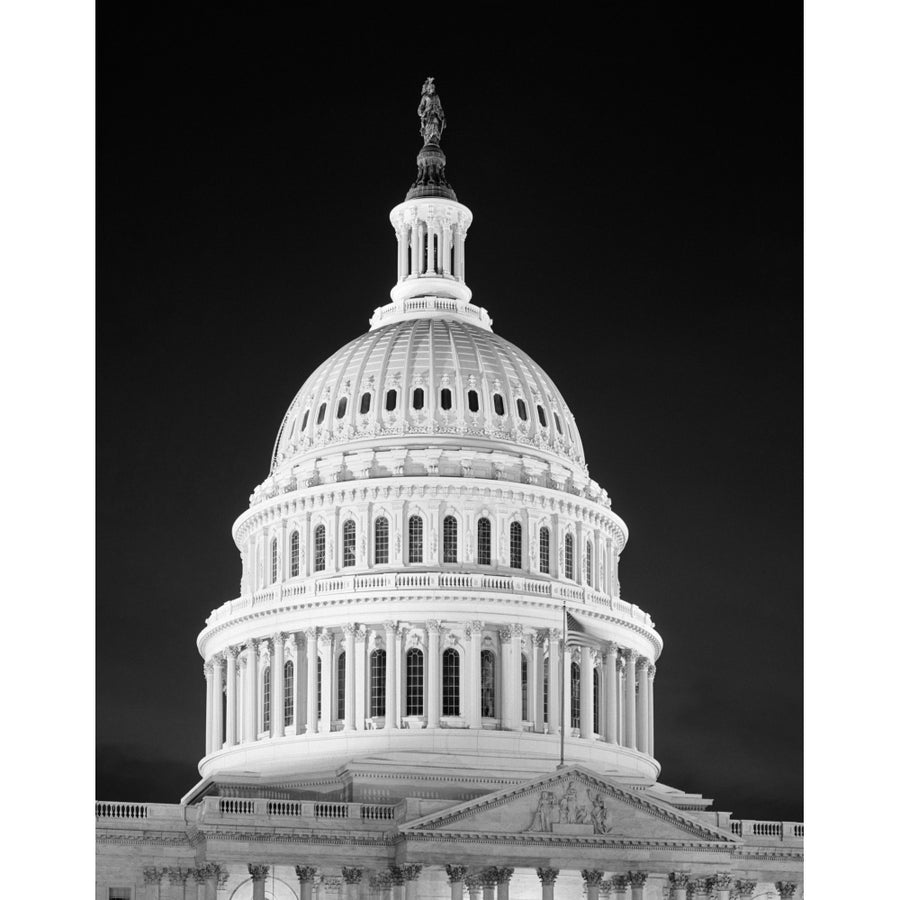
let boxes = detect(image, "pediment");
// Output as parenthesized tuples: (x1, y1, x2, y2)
(401, 765, 739, 845)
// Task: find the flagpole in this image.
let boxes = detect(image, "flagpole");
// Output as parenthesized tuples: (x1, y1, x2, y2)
(558, 597, 567, 769)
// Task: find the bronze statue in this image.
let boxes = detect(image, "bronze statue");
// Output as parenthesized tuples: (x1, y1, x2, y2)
(418, 77, 446, 145)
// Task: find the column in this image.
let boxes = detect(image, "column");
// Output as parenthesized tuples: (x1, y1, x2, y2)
(384, 621, 398, 729)
(247, 865, 268, 900)
(482, 869, 498, 900)
(165, 869, 189, 900)
(495, 868, 514, 900)
(295, 867, 317, 900)
(456, 226, 467, 281)
(425, 218, 436, 274)
(628, 872, 647, 899)
(623, 649, 637, 749)
(604, 645, 617, 744)
(426, 620, 441, 727)
(733, 881, 757, 898)
(500, 627, 515, 729)
(342, 868, 364, 900)
(411, 218, 421, 277)
(343, 624, 357, 731)
(648, 664, 656, 756)
(709, 875, 732, 900)
(636, 658, 649, 753)
(224, 647, 238, 747)
(446, 867, 468, 900)
(305, 628, 318, 734)
(581, 648, 595, 739)
(610, 876, 630, 900)
(396, 225, 406, 281)
(442, 222, 451, 276)
(245, 639, 258, 741)
(530, 631, 542, 727)
(355, 625, 367, 730)
(210, 654, 224, 752)
(465, 875, 483, 900)
(775, 882, 798, 899)
(319, 631, 333, 732)
(686, 880, 709, 900)
(185, 868, 200, 900)
(272, 632, 286, 738)
(204, 663, 214, 755)
(547, 629, 561, 734)
(668, 873, 690, 900)
(198, 864, 218, 900)
(467, 621, 483, 728)
(143, 868, 163, 900)
(536, 868, 559, 900)
(402, 865, 422, 900)
(389, 867, 404, 900)
(509, 624, 523, 729)
(581, 871, 605, 900)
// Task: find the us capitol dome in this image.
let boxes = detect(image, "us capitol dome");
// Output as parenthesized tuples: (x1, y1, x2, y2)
(96, 79, 803, 900)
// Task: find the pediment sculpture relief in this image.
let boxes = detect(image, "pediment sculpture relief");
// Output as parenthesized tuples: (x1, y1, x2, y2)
(526, 780, 612, 835)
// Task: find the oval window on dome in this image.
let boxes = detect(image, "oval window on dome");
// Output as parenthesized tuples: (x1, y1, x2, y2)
(537, 405, 547, 428)
(385, 389, 397, 412)
(412, 387, 425, 410)
(440, 388, 452, 410)
(468, 390, 480, 413)
(493, 393, 505, 416)
(301, 409, 310, 431)
(516, 398, 528, 421)
(359, 392, 371, 415)
(316, 403, 327, 425)
(336, 397, 348, 419)
(554, 411, 563, 434)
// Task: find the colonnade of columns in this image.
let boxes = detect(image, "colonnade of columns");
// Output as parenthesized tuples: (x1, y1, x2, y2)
(394, 215, 466, 283)
(204, 623, 655, 761)
(143, 865, 798, 900)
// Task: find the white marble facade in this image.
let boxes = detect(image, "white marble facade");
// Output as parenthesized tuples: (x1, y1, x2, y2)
(96, 80, 802, 899)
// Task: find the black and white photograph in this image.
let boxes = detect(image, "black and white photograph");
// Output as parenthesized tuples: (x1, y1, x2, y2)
(14, 3, 900, 898)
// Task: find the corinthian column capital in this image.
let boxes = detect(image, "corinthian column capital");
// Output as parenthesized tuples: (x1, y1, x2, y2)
(248, 864, 269, 881)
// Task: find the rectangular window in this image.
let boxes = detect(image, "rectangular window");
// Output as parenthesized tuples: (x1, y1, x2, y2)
(521, 655, 529, 721)
(284, 660, 294, 727)
(109, 890, 132, 900)
(314, 525, 326, 572)
(406, 649, 424, 716)
(477, 518, 491, 565)
(370, 651, 386, 717)
(408, 515, 423, 563)
(442, 650, 460, 716)
(571, 663, 581, 730)
(375, 518, 390, 565)
(343, 520, 356, 567)
(336, 653, 346, 721)
(540, 528, 550, 574)
(510, 521, 522, 569)
(443, 516, 458, 563)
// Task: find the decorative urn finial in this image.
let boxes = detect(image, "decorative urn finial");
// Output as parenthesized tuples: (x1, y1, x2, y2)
(407, 76, 456, 201)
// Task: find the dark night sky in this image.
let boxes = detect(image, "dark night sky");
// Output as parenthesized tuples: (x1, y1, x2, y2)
(98, 6, 802, 820)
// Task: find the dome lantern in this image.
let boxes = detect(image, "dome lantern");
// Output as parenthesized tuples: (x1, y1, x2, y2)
(376, 78, 486, 328)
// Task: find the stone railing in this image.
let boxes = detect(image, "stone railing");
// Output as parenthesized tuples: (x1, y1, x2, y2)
(204, 797, 397, 823)
(370, 296, 492, 328)
(96, 801, 150, 819)
(730, 819, 804, 840)
(206, 570, 654, 630)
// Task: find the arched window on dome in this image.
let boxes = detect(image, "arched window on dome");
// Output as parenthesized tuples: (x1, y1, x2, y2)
(585, 540, 593, 588)
(510, 521, 522, 569)
(554, 411, 563, 434)
(314, 524, 326, 572)
(408, 515, 423, 564)
(539, 527, 551, 574)
(385, 389, 397, 412)
(571, 662, 581, 730)
(406, 648, 424, 716)
(516, 398, 528, 421)
(270, 537, 279, 585)
(443, 516, 458, 563)
(412, 387, 425, 410)
(370, 649, 386, 718)
(481, 650, 496, 718)
(342, 520, 356, 568)
(537, 405, 548, 428)
(262, 666, 271, 733)
(593, 666, 601, 734)
(521, 654, 529, 721)
(284, 660, 294, 727)
(336, 397, 348, 419)
(336, 652, 345, 721)
(374, 517, 389, 565)
(316, 402, 327, 425)
(301, 409, 310, 431)
(442, 648, 460, 717)
(359, 392, 371, 415)
(565, 533, 574, 580)
(467, 389, 480, 413)
(477, 518, 491, 565)
(290, 530, 300, 578)
(493, 393, 505, 416)
(440, 388, 452, 410)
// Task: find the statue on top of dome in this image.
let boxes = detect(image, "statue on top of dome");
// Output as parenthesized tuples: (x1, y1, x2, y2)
(418, 77, 446, 145)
